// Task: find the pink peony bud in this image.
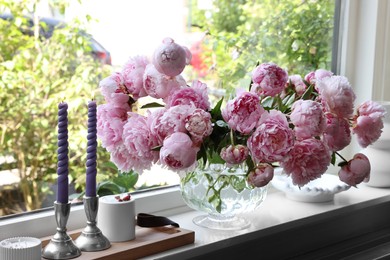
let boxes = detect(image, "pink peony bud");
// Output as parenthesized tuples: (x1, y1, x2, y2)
(220, 144, 249, 165)
(152, 37, 190, 77)
(288, 74, 307, 96)
(339, 153, 370, 187)
(247, 163, 274, 187)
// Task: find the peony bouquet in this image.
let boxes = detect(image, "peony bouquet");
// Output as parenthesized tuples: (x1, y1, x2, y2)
(97, 37, 386, 189)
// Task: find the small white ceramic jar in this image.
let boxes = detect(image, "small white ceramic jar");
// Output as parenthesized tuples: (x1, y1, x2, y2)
(0, 237, 41, 260)
(97, 194, 136, 242)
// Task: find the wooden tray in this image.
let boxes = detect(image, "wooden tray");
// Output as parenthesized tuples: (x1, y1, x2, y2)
(41, 226, 195, 260)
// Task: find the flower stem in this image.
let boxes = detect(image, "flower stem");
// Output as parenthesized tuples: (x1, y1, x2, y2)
(230, 129, 235, 146)
(335, 151, 348, 162)
(206, 174, 223, 196)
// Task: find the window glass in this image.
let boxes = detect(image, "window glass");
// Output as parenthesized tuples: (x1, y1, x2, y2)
(0, 0, 336, 218)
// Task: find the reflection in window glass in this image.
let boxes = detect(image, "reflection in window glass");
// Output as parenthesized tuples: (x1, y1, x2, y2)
(0, 0, 336, 218)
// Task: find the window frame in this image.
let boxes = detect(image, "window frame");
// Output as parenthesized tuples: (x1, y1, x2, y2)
(1, 0, 389, 242)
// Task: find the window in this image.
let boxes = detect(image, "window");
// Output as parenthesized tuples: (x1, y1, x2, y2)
(2, 0, 388, 237)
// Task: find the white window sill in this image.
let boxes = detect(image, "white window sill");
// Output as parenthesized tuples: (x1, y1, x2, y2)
(139, 184, 390, 259)
(1, 182, 389, 259)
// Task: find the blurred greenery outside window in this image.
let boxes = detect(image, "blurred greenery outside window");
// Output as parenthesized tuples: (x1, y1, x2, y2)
(0, 0, 337, 218)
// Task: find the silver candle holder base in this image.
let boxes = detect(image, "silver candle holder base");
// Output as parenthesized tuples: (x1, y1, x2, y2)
(42, 201, 81, 259)
(75, 196, 111, 251)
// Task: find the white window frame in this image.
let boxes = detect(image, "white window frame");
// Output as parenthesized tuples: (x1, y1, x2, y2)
(1, 0, 389, 242)
(339, 0, 390, 157)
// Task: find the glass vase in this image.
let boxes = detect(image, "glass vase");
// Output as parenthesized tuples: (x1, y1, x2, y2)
(180, 163, 267, 230)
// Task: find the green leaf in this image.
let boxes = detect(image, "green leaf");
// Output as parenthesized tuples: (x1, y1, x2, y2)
(211, 98, 224, 120)
(283, 93, 296, 108)
(331, 152, 336, 165)
(140, 102, 165, 109)
(151, 145, 162, 151)
(261, 96, 274, 109)
(97, 181, 124, 196)
(302, 84, 314, 100)
(208, 150, 225, 164)
(197, 143, 208, 164)
(113, 172, 139, 190)
(102, 161, 118, 171)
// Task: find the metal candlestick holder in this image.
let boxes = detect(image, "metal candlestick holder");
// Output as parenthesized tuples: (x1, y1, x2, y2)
(42, 201, 81, 259)
(75, 196, 111, 251)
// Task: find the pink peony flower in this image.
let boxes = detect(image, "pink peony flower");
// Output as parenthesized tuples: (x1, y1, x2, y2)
(339, 153, 370, 187)
(315, 69, 333, 80)
(143, 64, 186, 99)
(97, 103, 129, 152)
(317, 75, 356, 118)
(122, 113, 160, 173)
(166, 80, 210, 110)
(290, 100, 326, 140)
(352, 100, 386, 148)
(353, 115, 384, 148)
(304, 69, 333, 85)
(220, 144, 249, 165)
(160, 132, 198, 171)
(250, 62, 288, 97)
(357, 100, 387, 118)
(247, 110, 294, 163)
(289, 74, 307, 96)
(222, 91, 265, 135)
(109, 144, 134, 173)
(122, 55, 149, 100)
(247, 163, 274, 187)
(281, 138, 331, 187)
(152, 37, 191, 77)
(149, 105, 195, 144)
(99, 72, 130, 107)
(304, 71, 315, 85)
(322, 113, 351, 151)
(185, 109, 213, 145)
(148, 108, 167, 145)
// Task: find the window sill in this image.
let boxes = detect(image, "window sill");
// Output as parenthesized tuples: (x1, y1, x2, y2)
(1, 183, 389, 259)
(140, 184, 390, 259)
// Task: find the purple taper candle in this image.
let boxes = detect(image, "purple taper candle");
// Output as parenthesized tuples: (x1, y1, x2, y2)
(57, 102, 69, 203)
(86, 100, 97, 197)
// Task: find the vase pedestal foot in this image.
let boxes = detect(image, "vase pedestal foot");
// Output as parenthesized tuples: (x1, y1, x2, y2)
(193, 214, 250, 230)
